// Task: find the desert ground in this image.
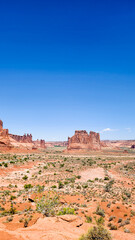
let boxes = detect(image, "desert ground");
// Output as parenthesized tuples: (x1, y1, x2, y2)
(0, 147, 134, 240)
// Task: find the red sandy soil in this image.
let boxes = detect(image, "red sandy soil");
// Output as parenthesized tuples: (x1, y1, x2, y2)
(0, 150, 134, 240)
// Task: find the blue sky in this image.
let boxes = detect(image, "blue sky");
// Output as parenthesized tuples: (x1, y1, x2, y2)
(0, 0, 135, 141)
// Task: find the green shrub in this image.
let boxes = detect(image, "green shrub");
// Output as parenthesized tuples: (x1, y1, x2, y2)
(79, 225, 111, 240)
(58, 207, 75, 215)
(96, 206, 105, 217)
(104, 176, 109, 180)
(36, 192, 59, 217)
(58, 181, 64, 189)
(95, 216, 105, 225)
(6, 216, 13, 222)
(76, 175, 81, 179)
(4, 163, 8, 168)
(10, 195, 16, 201)
(36, 185, 44, 193)
(109, 224, 117, 230)
(24, 218, 28, 227)
(85, 215, 92, 223)
(24, 184, 33, 189)
(44, 166, 48, 169)
(22, 175, 28, 180)
(104, 180, 114, 192)
(60, 163, 64, 168)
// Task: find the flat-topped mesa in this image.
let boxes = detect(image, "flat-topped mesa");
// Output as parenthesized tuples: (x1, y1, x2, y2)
(67, 130, 101, 151)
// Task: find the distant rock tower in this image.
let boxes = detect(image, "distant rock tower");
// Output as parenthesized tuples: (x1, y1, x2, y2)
(0, 120, 3, 132)
(67, 130, 101, 151)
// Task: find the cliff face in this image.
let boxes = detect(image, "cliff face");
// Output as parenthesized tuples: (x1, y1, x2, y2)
(0, 120, 46, 150)
(0, 120, 11, 149)
(33, 139, 46, 149)
(0, 120, 9, 137)
(67, 130, 101, 151)
(9, 134, 32, 143)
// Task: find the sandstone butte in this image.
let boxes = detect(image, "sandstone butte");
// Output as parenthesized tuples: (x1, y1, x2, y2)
(67, 130, 101, 151)
(0, 120, 46, 151)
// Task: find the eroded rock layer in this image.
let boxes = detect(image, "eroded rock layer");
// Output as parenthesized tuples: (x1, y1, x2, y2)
(0, 120, 46, 150)
(0, 120, 11, 149)
(67, 130, 101, 151)
(9, 133, 32, 143)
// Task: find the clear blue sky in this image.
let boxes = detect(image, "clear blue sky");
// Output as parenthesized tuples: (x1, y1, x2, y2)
(0, 0, 135, 141)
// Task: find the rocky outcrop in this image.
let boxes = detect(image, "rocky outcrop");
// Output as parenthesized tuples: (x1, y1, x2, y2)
(0, 120, 3, 131)
(67, 130, 101, 151)
(0, 120, 46, 150)
(0, 120, 9, 137)
(9, 133, 32, 143)
(0, 120, 11, 149)
(33, 139, 46, 149)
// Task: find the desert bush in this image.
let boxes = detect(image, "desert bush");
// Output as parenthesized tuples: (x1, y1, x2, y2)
(58, 181, 64, 189)
(10, 195, 16, 201)
(6, 216, 13, 222)
(104, 180, 114, 192)
(58, 207, 75, 215)
(109, 216, 115, 222)
(36, 192, 59, 217)
(108, 223, 117, 230)
(96, 205, 105, 217)
(118, 218, 122, 223)
(85, 215, 92, 223)
(95, 216, 105, 225)
(76, 175, 81, 179)
(104, 176, 109, 180)
(36, 185, 44, 192)
(44, 166, 48, 169)
(22, 175, 28, 180)
(24, 218, 28, 227)
(130, 210, 135, 216)
(24, 184, 33, 189)
(79, 225, 111, 240)
(4, 163, 8, 167)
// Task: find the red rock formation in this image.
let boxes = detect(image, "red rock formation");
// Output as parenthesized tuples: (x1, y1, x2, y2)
(67, 130, 101, 151)
(0, 120, 11, 149)
(0, 120, 46, 150)
(0, 120, 9, 137)
(9, 133, 33, 143)
(33, 139, 46, 149)
(10, 134, 46, 149)
(0, 120, 3, 131)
